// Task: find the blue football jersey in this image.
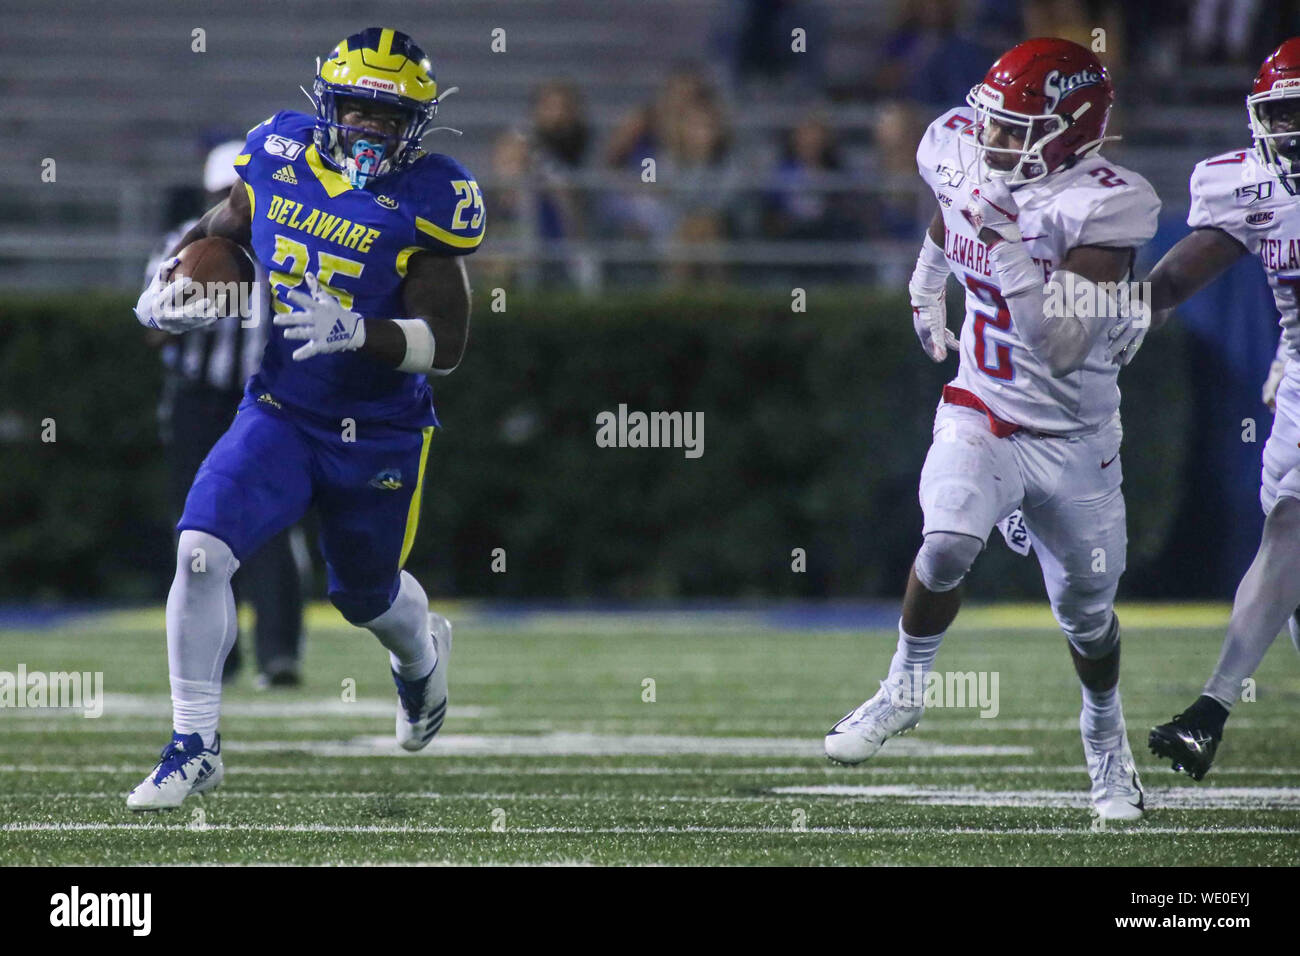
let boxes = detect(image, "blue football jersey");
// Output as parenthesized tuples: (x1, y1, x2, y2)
(234, 110, 485, 427)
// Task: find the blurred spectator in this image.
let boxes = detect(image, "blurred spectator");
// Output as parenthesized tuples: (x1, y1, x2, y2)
(604, 64, 710, 170)
(863, 101, 926, 241)
(659, 95, 738, 284)
(763, 113, 861, 242)
(1023, 0, 1126, 75)
(480, 127, 533, 286)
(717, 0, 828, 93)
(601, 68, 739, 282)
(529, 81, 590, 247)
(532, 80, 590, 169)
(874, 0, 993, 107)
(482, 82, 594, 287)
(1188, 0, 1263, 64)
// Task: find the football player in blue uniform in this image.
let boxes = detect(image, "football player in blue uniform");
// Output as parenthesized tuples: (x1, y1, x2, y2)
(128, 28, 484, 809)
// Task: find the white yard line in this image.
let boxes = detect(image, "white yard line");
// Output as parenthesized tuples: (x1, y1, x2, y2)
(3, 762, 1299, 777)
(9, 791, 767, 803)
(2, 693, 492, 720)
(3, 822, 1297, 836)
(229, 734, 1034, 758)
(771, 784, 1300, 809)
(14, 785, 1300, 809)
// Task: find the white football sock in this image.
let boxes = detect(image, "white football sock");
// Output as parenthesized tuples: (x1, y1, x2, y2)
(1202, 499, 1300, 709)
(361, 570, 437, 680)
(1079, 684, 1123, 746)
(167, 530, 240, 748)
(886, 619, 943, 708)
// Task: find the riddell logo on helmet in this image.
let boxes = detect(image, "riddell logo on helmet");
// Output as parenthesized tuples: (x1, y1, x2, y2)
(357, 76, 398, 92)
(1042, 68, 1104, 110)
(1273, 78, 1300, 91)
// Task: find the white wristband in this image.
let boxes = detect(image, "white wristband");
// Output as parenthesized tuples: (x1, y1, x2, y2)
(393, 319, 437, 373)
(908, 233, 949, 301)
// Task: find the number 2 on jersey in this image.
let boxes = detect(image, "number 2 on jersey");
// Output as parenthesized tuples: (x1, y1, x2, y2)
(965, 274, 1013, 381)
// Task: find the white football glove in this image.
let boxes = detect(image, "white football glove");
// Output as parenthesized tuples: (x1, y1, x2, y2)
(963, 177, 1022, 244)
(909, 234, 958, 362)
(911, 289, 959, 362)
(133, 256, 220, 334)
(1263, 347, 1288, 411)
(276, 273, 367, 361)
(1104, 309, 1150, 366)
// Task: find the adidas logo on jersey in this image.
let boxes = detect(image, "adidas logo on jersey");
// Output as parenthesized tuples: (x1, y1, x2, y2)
(272, 165, 298, 185)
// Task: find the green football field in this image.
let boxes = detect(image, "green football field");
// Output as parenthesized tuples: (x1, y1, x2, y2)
(1, 602, 1298, 866)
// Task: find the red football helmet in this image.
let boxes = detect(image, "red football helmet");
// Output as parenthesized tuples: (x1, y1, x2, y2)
(1248, 38, 1300, 195)
(963, 37, 1115, 184)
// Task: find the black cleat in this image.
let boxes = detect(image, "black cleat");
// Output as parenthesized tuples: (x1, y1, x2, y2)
(1148, 696, 1226, 781)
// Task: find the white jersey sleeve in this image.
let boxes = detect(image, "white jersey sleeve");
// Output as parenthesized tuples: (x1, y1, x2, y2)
(916, 107, 976, 198)
(1045, 160, 1161, 254)
(1187, 150, 1258, 245)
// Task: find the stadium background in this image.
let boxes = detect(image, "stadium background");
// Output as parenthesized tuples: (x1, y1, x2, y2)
(1, 0, 1296, 605)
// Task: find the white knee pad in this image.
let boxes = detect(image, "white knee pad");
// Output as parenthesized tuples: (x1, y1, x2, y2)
(175, 530, 239, 583)
(914, 531, 983, 593)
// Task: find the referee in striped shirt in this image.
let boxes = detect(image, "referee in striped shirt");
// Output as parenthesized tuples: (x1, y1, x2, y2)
(144, 141, 305, 688)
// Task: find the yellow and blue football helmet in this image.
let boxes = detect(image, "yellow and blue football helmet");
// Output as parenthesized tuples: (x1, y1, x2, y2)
(310, 27, 440, 188)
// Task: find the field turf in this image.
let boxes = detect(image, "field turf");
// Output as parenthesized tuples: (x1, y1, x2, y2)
(1, 602, 1298, 866)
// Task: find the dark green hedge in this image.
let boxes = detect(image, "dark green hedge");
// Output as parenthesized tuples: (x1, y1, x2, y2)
(0, 290, 1188, 600)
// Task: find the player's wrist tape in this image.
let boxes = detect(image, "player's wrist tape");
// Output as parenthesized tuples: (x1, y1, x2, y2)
(393, 318, 438, 373)
(988, 239, 1043, 298)
(908, 233, 949, 301)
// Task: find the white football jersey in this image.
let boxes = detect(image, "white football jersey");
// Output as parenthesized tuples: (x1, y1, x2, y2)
(1188, 147, 1300, 364)
(917, 107, 1161, 434)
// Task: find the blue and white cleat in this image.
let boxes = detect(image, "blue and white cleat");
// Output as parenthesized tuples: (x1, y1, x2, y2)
(392, 612, 452, 752)
(126, 731, 223, 811)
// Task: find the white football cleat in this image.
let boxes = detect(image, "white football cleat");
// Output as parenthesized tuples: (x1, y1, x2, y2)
(1084, 727, 1145, 822)
(824, 680, 923, 765)
(1288, 609, 1300, 654)
(392, 611, 452, 752)
(126, 731, 223, 811)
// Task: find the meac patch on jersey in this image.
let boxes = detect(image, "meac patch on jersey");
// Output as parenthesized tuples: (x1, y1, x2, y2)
(233, 110, 486, 428)
(915, 107, 1160, 434)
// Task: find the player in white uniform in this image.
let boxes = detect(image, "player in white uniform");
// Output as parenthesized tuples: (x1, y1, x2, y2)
(1146, 39, 1300, 780)
(824, 38, 1160, 820)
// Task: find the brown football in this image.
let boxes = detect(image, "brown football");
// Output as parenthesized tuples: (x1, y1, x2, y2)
(168, 236, 255, 318)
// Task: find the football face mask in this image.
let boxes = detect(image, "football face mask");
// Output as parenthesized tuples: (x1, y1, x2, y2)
(329, 97, 410, 188)
(308, 28, 440, 189)
(962, 95, 1068, 184)
(1250, 95, 1300, 195)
